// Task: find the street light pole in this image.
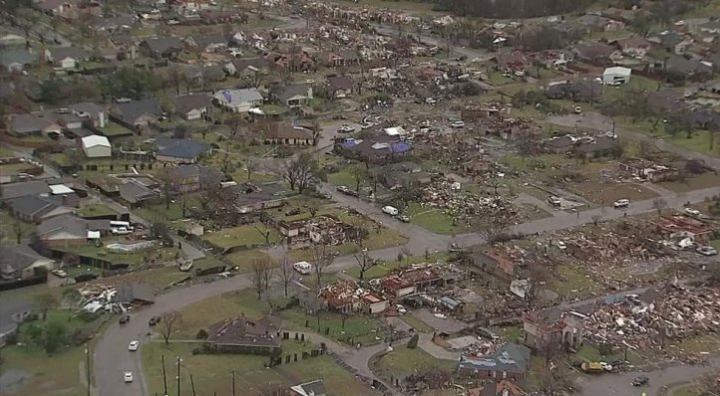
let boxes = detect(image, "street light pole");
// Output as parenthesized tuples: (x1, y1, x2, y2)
(162, 355, 168, 396)
(176, 356, 181, 396)
(85, 348, 91, 396)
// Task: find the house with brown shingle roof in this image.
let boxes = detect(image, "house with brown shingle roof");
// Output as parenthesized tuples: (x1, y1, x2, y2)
(205, 315, 282, 354)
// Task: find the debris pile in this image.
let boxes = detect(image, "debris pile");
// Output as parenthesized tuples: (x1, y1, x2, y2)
(584, 286, 720, 353)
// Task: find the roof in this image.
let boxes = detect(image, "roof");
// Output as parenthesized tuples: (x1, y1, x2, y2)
(143, 37, 183, 54)
(190, 34, 227, 49)
(0, 180, 57, 200)
(115, 283, 155, 303)
(169, 164, 223, 184)
(118, 179, 157, 203)
(47, 46, 89, 61)
(173, 94, 213, 114)
(0, 298, 34, 336)
(326, 74, 353, 92)
(458, 342, 531, 374)
(232, 182, 288, 208)
(37, 214, 88, 239)
(82, 135, 111, 149)
(112, 98, 162, 123)
(213, 88, 263, 106)
(264, 123, 314, 140)
(481, 380, 526, 396)
(155, 137, 212, 159)
(290, 380, 327, 396)
(207, 315, 281, 347)
(274, 83, 311, 103)
(68, 102, 105, 116)
(575, 135, 618, 153)
(603, 66, 632, 76)
(5, 195, 62, 218)
(0, 49, 38, 68)
(49, 184, 75, 195)
(9, 113, 58, 134)
(573, 43, 614, 60)
(0, 244, 50, 278)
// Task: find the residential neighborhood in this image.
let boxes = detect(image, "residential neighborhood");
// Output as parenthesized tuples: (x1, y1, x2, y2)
(1, 0, 720, 396)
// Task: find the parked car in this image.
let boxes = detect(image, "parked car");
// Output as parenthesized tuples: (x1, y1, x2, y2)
(685, 208, 701, 216)
(397, 214, 410, 223)
(52, 269, 68, 278)
(128, 340, 139, 351)
(613, 199, 630, 208)
(345, 189, 359, 197)
(631, 375, 648, 386)
(124, 371, 134, 383)
(338, 124, 355, 133)
(451, 120, 465, 128)
(696, 246, 718, 256)
(336, 185, 349, 193)
(548, 196, 562, 206)
(148, 316, 161, 326)
(382, 206, 399, 216)
(396, 304, 407, 314)
(119, 314, 130, 324)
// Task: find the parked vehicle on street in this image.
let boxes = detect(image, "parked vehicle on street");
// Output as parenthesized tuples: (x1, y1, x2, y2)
(128, 341, 139, 351)
(124, 372, 134, 383)
(119, 314, 130, 324)
(148, 316, 161, 326)
(397, 214, 410, 223)
(613, 199, 630, 208)
(631, 375, 648, 386)
(382, 206, 399, 216)
(293, 261, 313, 275)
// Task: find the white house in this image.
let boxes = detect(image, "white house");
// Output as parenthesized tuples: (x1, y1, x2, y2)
(213, 88, 264, 113)
(81, 135, 111, 158)
(44, 47, 89, 70)
(602, 66, 632, 86)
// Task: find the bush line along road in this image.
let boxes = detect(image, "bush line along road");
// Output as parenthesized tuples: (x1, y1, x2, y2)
(94, 182, 720, 396)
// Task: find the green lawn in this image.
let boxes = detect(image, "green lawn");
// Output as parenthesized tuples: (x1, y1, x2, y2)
(369, 346, 458, 383)
(57, 242, 182, 266)
(0, 210, 35, 244)
(550, 265, 603, 299)
(223, 249, 276, 272)
(328, 169, 362, 190)
(672, 385, 702, 396)
(97, 121, 133, 137)
(134, 198, 201, 222)
(400, 315, 435, 333)
(493, 325, 523, 343)
(404, 203, 461, 235)
(618, 117, 720, 158)
(76, 204, 117, 218)
(177, 289, 384, 346)
(142, 343, 376, 396)
(203, 223, 281, 249)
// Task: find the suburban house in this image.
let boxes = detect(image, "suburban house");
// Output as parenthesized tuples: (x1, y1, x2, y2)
(110, 98, 162, 131)
(611, 37, 651, 59)
(573, 135, 618, 158)
(0, 49, 39, 72)
(231, 182, 288, 214)
(168, 164, 224, 192)
(0, 179, 80, 204)
(648, 31, 693, 54)
(289, 380, 327, 396)
(325, 74, 354, 99)
(319, 280, 388, 314)
(478, 380, 526, 396)
(660, 55, 712, 79)
(523, 307, 587, 350)
(572, 43, 616, 66)
(7, 113, 63, 137)
(575, 14, 625, 32)
(68, 102, 107, 128)
(36, 214, 99, 247)
(4, 195, 74, 223)
(602, 66, 632, 85)
(545, 79, 602, 101)
(213, 88, 264, 113)
(457, 343, 531, 380)
(223, 58, 271, 78)
(44, 47, 89, 69)
(0, 244, 55, 281)
(155, 137, 212, 163)
(272, 83, 313, 108)
(185, 34, 228, 53)
(81, 135, 112, 158)
(140, 37, 183, 59)
(0, 299, 34, 347)
(379, 267, 443, 298)
(173, 94, 213, 120)
(262, 123, 315, 145)
(204, 315, 282, 354)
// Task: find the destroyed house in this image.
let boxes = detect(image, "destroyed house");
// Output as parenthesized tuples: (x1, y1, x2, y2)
(457, 342, 531, 380)
(334, 135, 411, 164)
(653, 215, 712, 242)
(522, 307, 587, 350)
(205, 315, 281, 354)
(472, 250, 515, 279)
(319, 280, 387, 314)
(618, 161, 679, 182)
(278, 215, 358, 246)
(380, 268, 443, 298)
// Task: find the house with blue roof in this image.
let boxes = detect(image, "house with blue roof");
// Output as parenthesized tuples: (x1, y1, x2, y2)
(457, 342, 531, 381)
(213, 88, 263, 113)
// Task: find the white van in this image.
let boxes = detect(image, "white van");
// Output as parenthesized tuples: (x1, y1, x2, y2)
(382, 206, 399, 216)
(293, 261, 313, 275)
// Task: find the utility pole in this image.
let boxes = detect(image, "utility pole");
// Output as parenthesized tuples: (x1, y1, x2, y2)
(162, 355, 168, 396)
(176, 356, 181, 396)
(190, 375, 197, 396)
(231, 370, 236, 396)
(85, 348, 91, 396)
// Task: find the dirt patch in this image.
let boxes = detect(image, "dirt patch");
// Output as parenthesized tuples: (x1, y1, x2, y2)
(572, 181, 659, 206)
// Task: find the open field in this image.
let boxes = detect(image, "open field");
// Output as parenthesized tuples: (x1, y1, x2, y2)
(142, 343, 378, 396)
(369, 346, 457, 383)
(203, 223, 281, 249)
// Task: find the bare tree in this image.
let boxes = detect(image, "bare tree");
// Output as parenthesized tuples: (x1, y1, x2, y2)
(354, 251, 379, 280)
(277, 253, 293, 297)
(34, 292, 58, 321)
(156, 167, 178, 210)
(255, 383, 287, 396)
(250, 258, 274, 300)
(282, 153, 317, 193)
(12, 219, 25, 244)
(652, 198, 668, 215)
(245, 157, 260, 180)
(310, 239, 335, 290)
(478, 220, 510, 246)
(160, 311, 183, 345)
(350, 164, 366, 192)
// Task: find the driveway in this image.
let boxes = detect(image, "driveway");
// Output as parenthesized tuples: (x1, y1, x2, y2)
(578, 356, 720, 396)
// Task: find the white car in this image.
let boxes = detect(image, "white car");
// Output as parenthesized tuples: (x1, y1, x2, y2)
(556, 241, 567, 250)
(685, 208, 701, 216)
(382, 206, 399, 216)
(613, 199, 630, 208)
(696, 246, 718, 256)
(292, 261, 313, 275)
(451, 120, 465, 128)
(396, 304, 407, 314)
(124, 372, 134, 383)
(128, 340, 139, 351)
(548, 196, 562, 206)
(338, 124, 355, 133)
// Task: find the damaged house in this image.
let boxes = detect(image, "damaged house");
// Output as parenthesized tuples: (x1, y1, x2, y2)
(319, 279, 388, 314)
(278, 215, 360, 247)
(457, 342, 531, 380)
(522, 307, 587, 350)
(545, 79, 602, 102)
(204, 315, 282, 355)
(380, 267, 444, 298)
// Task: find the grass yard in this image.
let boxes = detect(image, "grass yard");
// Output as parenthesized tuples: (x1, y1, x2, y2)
(571, 180, 658, 206)
(281, 308, 384, 346)
(96, 121, 133, 137)
(369, 346, 458, 383)
(0, 162, 35, 175)
(345, 252, 449, 279)
(550, 265, 603, 299)
(142, 343, 377, 396)
(203, 223, 281, 249)
(57, 243, 182, 266)
(500, 153, 570, 173)
(133, 199, 200, 222)
(404, 203, 462, 235)
(223, 249, 276, 272)
(75, 204, 117, 218)
(328, 169, 362, 190)
(672, 385, 702, 396)
(0, 210, 35, 244)
(659, 172, 720, 193)
(493, 325, 523, 343)
(400, 315, 435, 333)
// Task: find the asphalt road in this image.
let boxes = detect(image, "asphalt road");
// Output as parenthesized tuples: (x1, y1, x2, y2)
(577, 356, 720, 396)
(93, 184, 720, 396)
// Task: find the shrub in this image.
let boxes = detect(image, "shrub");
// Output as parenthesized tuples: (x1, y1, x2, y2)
(407, 334, 419, 349)
(196, 329, 209, 340)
